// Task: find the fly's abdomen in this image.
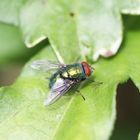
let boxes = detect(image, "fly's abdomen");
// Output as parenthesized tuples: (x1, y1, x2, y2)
(49, 72, 60, 88)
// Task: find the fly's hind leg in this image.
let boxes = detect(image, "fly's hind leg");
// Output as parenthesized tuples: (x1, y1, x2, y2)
(76, 90, 85, 101)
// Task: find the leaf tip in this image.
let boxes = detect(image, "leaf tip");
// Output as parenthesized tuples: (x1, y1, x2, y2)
(25, 35, 47, 48)
(93, 35, 122, 61)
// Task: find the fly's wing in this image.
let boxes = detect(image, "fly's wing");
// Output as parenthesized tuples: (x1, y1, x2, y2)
(44, 78, 75, 106)
(31, 60, 65, 72)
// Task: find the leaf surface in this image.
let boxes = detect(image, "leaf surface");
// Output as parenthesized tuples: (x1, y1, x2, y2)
(0, 0, 140, 60)
(0, 28, 140, 139)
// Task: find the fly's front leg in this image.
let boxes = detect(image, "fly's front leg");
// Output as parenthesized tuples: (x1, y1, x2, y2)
(90, 80, 103, 86)
(74, 56, 81, 63)
(88, 80, 103, 90)
(75, 90, 85, 101)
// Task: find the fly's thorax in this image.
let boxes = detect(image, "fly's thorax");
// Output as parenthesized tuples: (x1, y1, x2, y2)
(60, 63, 86, 80)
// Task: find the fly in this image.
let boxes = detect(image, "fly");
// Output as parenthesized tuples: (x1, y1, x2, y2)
(31, 60, 94, 106)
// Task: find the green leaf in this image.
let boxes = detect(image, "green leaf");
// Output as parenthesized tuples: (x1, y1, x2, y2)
(20, 0, 48, 47)
(119, 0, 140, 14)
(20, 0, 140, 61)
(1, 0, 140, 60)
(45, 0, 80, 63)
(0, 28, 140, 139)
(0, 1, 140, 139)
(0, 0, 27, 25)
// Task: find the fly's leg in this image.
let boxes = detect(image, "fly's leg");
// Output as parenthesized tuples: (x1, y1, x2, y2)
(74, 56, 81, 63)
(89, 80, 103, 90)
(76, 90, 85, 101)
(81, 79, 103, 88)
(90, 80, 103, 85)
(74, 56, 88, 63)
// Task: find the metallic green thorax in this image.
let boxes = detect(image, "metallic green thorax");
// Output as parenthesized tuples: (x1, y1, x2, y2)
(49, 63, 86, 88)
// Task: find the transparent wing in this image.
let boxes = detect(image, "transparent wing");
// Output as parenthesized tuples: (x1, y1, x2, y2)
(44, 78, 75, 106)
(31, 60, 65, 72)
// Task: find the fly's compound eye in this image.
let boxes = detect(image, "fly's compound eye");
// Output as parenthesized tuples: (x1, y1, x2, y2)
(81, 62, 92, 77)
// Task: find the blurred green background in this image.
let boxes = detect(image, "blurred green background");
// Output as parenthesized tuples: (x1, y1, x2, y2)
(0, 15, 140, 140)
(0, 22, 48, 86)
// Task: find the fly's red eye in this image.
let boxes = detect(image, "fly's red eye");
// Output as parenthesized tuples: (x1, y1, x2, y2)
(81, 61, 91, 76)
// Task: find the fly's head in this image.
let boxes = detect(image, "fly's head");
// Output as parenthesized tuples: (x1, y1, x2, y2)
(81, 61, 94, 77)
